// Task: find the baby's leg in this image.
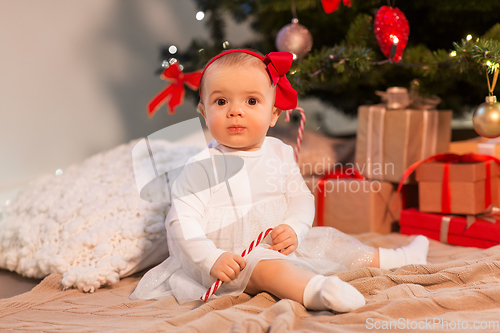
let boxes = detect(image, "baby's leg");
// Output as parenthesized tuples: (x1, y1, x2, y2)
(244, 259, 315, 302)
(297, 227, 379, 270)
(299, 228, 428, 270)
(379, 235, 429, 269)
(245, 259, 365, 312)
(343, 235, 429, 270)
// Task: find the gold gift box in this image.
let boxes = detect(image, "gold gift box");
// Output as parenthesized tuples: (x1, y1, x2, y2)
(355, 105, 452, 183)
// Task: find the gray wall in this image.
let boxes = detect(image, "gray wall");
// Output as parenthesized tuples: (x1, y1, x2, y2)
(0, 0, 255, 193)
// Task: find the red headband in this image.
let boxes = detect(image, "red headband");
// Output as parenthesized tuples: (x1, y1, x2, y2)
(200, 49, 298, 110)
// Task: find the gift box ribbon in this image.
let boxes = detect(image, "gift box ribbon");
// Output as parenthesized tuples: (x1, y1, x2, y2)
(440, 206, 500, 244)
(316, 168, 365, 226)
(439, 215, 454, 244)
(465, 205, 500, 227)
(396, 153, 500, 213)
(365, 106, 385, 180)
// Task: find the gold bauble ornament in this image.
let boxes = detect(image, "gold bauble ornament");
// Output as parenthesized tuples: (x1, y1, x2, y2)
(473, 95, 500, 138)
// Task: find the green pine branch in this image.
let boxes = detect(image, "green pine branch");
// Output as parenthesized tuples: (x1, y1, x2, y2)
(290, 23, 500, 96)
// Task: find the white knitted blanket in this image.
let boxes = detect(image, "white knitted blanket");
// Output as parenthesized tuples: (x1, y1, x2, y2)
(0, 139, 200, 292)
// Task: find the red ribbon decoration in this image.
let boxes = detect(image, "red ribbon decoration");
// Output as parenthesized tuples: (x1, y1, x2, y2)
(148, 62, 202, 117)
(321, 0, 352, 14)
(263, 52, 297, 110)
(441, 162, 451, 213)
(395, 153, 500, 213)
(199, 49, 297, 111)
(316, 167, 365, 226)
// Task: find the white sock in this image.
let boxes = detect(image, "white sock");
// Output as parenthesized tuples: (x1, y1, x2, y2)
(320, 276, 366, 312)
(303, 275, 366, 312)
(303, 275, 327, 311)
(379, 235, 429, 270)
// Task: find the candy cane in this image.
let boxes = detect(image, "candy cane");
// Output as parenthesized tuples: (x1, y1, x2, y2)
(201, 228, 273, 302)
(285, 106, 306, 162)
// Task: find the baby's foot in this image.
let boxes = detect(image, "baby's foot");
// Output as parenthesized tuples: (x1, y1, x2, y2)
(320, 276, 365, 313)
(379, 235, 429, 269)
(402, 235, 429, 265)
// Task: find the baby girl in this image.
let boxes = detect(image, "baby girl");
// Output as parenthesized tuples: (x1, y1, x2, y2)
(131, 49, 429, 312)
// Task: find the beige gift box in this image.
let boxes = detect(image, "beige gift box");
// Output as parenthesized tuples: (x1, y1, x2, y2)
(449, 137, 500, 158)
(304, 175, 401, 234)
(416, 160, 500, 215)
(355, 105, 452, 183)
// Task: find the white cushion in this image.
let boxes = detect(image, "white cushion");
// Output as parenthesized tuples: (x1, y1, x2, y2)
(0, 139, 200, 292)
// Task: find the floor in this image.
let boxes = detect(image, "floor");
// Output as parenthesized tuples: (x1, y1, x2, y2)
(0, 269, 41, 299)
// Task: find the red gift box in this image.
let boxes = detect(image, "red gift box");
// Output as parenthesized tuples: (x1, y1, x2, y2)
(399, 208, 500, 248)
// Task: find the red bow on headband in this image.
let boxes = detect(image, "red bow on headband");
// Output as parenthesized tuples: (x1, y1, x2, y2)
(264, 52, 297, 110)
(148, 62, 202, 117)
(321, 0, 351, 14)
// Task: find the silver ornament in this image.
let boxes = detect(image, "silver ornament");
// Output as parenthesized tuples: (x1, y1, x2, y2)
(473, 95, 500, 138)
(275, 18, 313, 58)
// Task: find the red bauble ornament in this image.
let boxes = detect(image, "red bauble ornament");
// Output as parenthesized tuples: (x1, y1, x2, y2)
(374, 6, 409, 62)
(320, 0, 351, 14)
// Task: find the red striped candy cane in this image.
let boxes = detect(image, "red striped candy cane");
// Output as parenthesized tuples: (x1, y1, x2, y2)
(285, 106, 306, 162)
(201, 228, 273, 302)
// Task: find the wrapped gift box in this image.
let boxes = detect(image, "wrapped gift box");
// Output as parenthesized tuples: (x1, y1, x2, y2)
(400, 208, 500, 248)
(416, 159, 500, 215)
(355, 104, 452, 183)
(449, 137, 500, 158)
(304, 175, 401, 234)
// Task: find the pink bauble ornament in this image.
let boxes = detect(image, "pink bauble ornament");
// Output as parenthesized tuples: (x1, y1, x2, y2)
(275, 18, 313, 58)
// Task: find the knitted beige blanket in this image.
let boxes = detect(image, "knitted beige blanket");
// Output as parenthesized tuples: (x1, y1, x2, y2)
(1, 233, 500, 332)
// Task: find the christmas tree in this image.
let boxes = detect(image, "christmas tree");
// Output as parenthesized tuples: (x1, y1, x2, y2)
(159, 0, 500, 120)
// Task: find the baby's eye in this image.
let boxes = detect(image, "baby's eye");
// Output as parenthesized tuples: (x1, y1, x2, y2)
(247, 98, 258, 105)
(215, 99, 227, 106)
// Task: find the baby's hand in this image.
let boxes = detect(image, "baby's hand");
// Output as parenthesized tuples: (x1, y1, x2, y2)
(210, 252, 246, 283)
(271, 224, 298, 255)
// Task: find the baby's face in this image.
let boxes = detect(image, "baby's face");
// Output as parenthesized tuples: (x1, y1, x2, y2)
(199, 63, 281, 151)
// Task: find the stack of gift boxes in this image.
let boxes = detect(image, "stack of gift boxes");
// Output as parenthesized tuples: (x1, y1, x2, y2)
(305, 86, 500, 248)
(398, 136, 500, 248)
(305, 87, 454, 235)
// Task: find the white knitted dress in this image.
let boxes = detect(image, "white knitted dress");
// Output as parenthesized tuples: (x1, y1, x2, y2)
(130, 137, 376, 304)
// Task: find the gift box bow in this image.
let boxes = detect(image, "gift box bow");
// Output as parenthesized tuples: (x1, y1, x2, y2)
(465, 204, 500, 227)
(375, 86, 441, 110)
(440, 205, 500, 244)
(395, 153, 500, 213)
